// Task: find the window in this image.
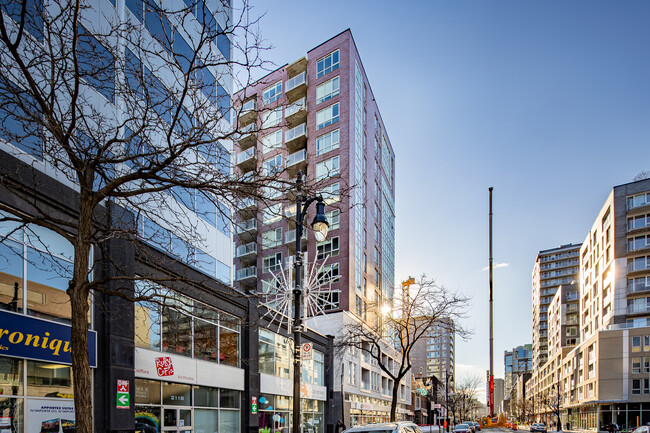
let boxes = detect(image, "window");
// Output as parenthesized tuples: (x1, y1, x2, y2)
(262, 107, 282, 128)
(0, 81, 43, 159)
(316, 76, 340, 104)
(316, 103, 339, 130)
(633, 336, 642, 352)
(348, 361, 356, 385)
(319, 183, 340, 205)
(262, 130, 282, 154)
(263, 252, 282, 273)
(327, 210, 340, 230)
(628, 193, 650, 210)
(1, 0, 42, 40)
(356, 296, 362, 316)
(259, 329, 293, 379)
(262, 228, 282, 249)
(262, 204, 282, 225)
(317, 237, 339, 260)
(263, 81, 282, 106)
(262, 155, 282, 175)
(134, 281, 240, 366)
(633, 357, 642, 373)
(316, 156, 340, 180)
(317, 50, 339, 78)
(316, 129, 340, 156)
(78, 25, 115, 102)
(633, 379, 641, 395)
(317, 263, 340, 284)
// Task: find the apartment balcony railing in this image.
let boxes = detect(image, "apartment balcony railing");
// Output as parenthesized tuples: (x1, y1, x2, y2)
(629, 283, 650, 294)
(235, 266, 257, 281)
(285, 72, 306, 102)
(286, 149, 306, 168)
(238, 99, 257, 125)
(285, 97, 307, 127)
(629, 262, 650, 273)
(629, 219, 650, 232)
(235, 242, 257, 258)
(284, 123, 307, 153)
(237, 123, 256, 149)
(236, 147, 256, 172)
(236, 218, 257, 234)
(238, 198, 256, 211)
(627, 304, 650, 314)
(285, 229, 307, 244)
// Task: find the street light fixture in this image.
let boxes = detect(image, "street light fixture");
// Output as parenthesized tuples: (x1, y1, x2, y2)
(292, 171, 329, 433)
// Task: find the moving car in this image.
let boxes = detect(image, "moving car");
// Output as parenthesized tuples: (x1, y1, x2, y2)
(472, 422, 481, 432)
(531, 423, 547, 433)
(343, 422, 424, 433)
(462, 422, 475, 433)
(454, 424, 472, 433)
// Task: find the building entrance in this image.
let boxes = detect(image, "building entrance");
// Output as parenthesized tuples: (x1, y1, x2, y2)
(163, 406, 193, 433)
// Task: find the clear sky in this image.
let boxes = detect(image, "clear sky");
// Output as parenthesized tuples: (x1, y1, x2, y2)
(245, 0, 650, 402)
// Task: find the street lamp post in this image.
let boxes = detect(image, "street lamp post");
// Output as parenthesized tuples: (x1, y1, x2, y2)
(292, 171, 329, 433)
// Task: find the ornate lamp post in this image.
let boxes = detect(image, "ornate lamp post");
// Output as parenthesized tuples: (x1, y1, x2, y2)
(292, 171, 329, 433)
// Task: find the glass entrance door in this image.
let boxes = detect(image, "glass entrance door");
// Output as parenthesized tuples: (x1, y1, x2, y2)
(163, 407, 193, 433)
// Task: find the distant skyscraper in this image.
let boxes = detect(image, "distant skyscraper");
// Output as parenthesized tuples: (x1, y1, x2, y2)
(504, 344, 532, 398)
(532, 244, 581, 368)
(411, 318, 455, 386)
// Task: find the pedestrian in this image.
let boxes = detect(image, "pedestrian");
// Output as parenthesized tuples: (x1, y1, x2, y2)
(337, 420, 347, 433)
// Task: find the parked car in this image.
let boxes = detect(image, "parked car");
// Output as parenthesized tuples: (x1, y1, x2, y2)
(472, 422, 481, 432)
(462, 422, 475, 433)
(531, 423, 547, 433)
(454, 424, 472, 433)
(344, 422, 424, 433)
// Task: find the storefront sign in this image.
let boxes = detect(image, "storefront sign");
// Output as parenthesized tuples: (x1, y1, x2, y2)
(26, 398, 75, 433)
(0, 310, 97, 367)
(117, 380, 130, 409)
(135, 348, 245, 390)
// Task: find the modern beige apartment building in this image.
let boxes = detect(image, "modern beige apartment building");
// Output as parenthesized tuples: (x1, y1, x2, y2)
(532, 244, 581, 368)
(527, 178, 650, 431)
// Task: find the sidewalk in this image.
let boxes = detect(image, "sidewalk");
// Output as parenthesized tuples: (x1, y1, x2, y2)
(516, 426, 604, 433)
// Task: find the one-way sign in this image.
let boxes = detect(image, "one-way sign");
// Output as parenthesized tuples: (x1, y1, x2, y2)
(117, 392, 130, 409)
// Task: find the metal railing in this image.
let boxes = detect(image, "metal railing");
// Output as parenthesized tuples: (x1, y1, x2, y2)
(286, 149, 306, 167)
(235, 266, 257, 280)
(236, 218, 257, 233)
(285, 98, 306, 118)
(236, 242, 257, 257)
(285, 123, 306, 142)
(285, 72, 306, 92)
(237, 147, 255, 164)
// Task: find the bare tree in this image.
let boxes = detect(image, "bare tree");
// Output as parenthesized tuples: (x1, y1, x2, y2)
(454, 375, 482, 421)
(336, 275, 471, 421)
(634, 171, 650, 182)
(0, 0, 285, 431)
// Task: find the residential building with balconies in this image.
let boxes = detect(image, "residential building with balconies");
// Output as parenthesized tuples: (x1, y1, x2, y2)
(532, 244, 581, 369)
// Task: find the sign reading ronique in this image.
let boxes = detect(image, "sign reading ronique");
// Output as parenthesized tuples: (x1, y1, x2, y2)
(0, 310, 97, 367)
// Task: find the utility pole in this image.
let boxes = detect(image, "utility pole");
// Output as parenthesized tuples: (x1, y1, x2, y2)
(488, 187, 495, 417)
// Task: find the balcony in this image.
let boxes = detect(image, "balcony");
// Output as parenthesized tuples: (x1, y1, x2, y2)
(235, 266, 257, 282)
(236, 147, 257, 172)
(285, 97, 307, 127)
(629, 282, 650, 294)
(285, 72, 307, 102)
(238, 99, 257, 126)
(286, 149, 306, 176)
(236, 218, 258, 235)
(237, 197, 257, 213)
(286, 57, 307, 79)
(627, 304, 650, 315)
(285, 229, 307, 252)
(628, 262, 650, 273)
(237, 123, 257, 150)
(236, 242, 257, 259)
(285, 123, 307, 153)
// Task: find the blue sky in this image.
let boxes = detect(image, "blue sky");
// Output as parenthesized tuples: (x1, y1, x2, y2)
(246, 0, 650, 401)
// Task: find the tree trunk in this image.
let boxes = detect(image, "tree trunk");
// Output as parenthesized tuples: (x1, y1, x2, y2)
(390, 380, 399, 422)
(69, 200, 93, 433)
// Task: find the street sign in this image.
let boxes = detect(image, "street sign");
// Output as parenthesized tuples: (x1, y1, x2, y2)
(117, 392, 130, 409)
(252, 396, 258, 414)
(302, 342, 312, 360)
(117, 379, 130, 409)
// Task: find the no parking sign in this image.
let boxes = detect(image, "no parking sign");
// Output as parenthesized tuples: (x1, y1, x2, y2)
(302, 342, 312, 360)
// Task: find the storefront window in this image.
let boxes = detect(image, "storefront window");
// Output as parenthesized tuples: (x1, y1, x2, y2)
(136, 406, 161, 433)
(220, 389, 240, 408)
(0, 397, 24, 433)
(0, 357, 23, 395)
(196, 408, 218, 433)
(0, 239, 23, 313)
(162, 382, 191, 406)
(259, 330, 275, 375)
(220, 409, 240, 433)
(195, 386, 219, 407)
(136, 379, 161, 405)
(26, 361, 73, 398)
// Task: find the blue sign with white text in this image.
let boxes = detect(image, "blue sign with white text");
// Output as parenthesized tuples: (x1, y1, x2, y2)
(0, 310, 97, 367)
